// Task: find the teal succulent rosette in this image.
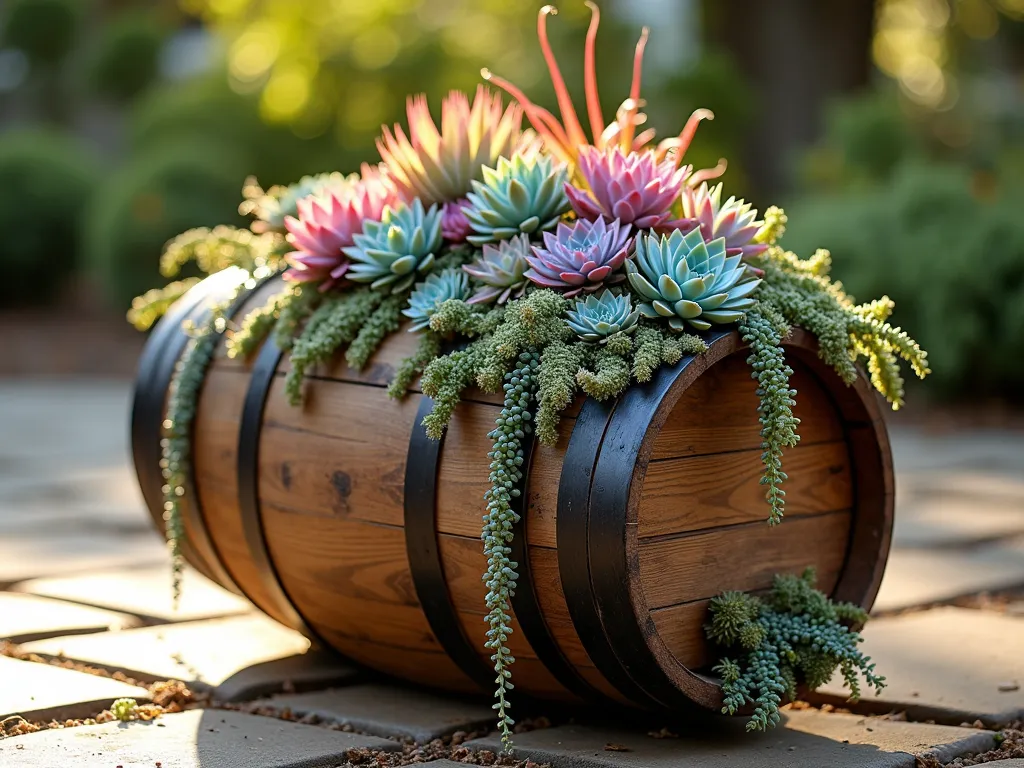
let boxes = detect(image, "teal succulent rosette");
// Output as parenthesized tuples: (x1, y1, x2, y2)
(344, 198, 443, 293)
(627, 228, 761, 331)
(463, 153, 569, 245)
(565, 289, 640, 343)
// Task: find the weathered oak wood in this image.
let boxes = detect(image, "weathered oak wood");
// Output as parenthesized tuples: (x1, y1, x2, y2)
(638, 440, 853, 536)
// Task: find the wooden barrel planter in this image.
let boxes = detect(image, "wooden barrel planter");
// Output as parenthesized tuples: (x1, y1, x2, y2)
(132, 271, 894, 710)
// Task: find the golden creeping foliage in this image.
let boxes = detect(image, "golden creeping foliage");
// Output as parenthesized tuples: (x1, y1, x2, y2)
(751, 244, 929, 408)
(159, 225, 281, 279)
(127, 278, 201, 331)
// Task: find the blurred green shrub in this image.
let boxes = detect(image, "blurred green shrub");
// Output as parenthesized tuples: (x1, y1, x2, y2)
(652, 51, 754, 194)
(85, 10, 165, 104)
(83, 140, 246, 309)
(0, 130, 97, 305)
(797, 88, 918, 192)
(130, 76, 346, 188)
(783, 163, 1024, 399)
(0, 0, 83, 67)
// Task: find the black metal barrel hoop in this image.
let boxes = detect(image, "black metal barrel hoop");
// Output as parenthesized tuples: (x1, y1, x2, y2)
(131, 268, 255, 591)
(586, 328, 735, 710)
(403, 394, 495, 691)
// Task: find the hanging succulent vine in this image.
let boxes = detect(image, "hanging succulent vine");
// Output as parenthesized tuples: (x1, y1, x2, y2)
(161, 280, 245, 602)
(738, 306, 800, 526)
(482, 350, 540, 751)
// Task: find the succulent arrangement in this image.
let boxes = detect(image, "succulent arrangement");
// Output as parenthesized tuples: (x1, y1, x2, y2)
(132, 3, 929, 754)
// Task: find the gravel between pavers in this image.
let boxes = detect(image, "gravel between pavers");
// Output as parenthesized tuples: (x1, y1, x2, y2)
(917, 720, 1024, 767)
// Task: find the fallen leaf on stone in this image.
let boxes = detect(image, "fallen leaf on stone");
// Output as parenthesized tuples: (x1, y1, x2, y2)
(604, 743, 631, 752)
(647, 727, 678, 739)
(998, 681, 1020, 692)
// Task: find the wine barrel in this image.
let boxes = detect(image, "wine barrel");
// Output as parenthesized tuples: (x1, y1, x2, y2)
(131, 272, 893, 710)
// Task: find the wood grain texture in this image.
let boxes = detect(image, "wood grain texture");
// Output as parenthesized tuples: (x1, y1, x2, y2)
(650, 354, 843, 460)
(638, 440, 853, 536)
(638, 510, 852, 610)
(193, 368, 291, 626)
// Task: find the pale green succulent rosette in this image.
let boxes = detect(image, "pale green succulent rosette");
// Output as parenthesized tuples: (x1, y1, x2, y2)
(464, 153, 570, 246)
(241, 172, 347, 231)
(565, 289, 641, 343)
(626, 228, 762, 331)
(344, 198, 443, 293)
(403, 268, 471, 332)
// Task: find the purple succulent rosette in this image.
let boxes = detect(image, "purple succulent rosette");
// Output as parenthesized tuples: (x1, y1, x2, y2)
(524, 217, 631, 297)
(441, 199, 473, 243)
(565, 145, 695, 232)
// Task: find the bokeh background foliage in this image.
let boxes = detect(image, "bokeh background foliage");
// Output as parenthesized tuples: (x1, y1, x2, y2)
(1, 0, 1023, 401)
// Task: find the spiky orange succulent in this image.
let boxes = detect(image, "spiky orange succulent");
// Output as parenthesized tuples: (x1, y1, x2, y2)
(481, 3, 727, 181)
(376, 85, 528, 207)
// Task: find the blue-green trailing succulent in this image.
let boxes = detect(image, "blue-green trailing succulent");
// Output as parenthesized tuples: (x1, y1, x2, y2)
(708, 568, 884, 732)
(345, 199, 443, 293)
(134, 7, 931, 753)
(464, 153, 570, 245)
(627, 228, 762, 331)
(403, 268, 471, 331)
(565, 289, 640, 344)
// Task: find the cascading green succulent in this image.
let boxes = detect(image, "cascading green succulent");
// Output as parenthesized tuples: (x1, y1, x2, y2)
(565, 289, 640, 344)
(343, 199, 443, 293)
(626, 228, 762, 331)
(462, 234, 532, 304)
(464, 153, 570, 246)
(403, 268, 471, 331)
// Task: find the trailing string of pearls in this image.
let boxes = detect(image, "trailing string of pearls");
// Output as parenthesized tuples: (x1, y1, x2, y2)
(482, 349, 540, 753)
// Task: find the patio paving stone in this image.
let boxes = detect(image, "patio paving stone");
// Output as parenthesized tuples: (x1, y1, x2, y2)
(874, 542, 1024, 614)
(22, 614, 310, 692)
(465, 709, 997, 768)
(0, 655, 148, 722)
(253, 683, 494, 742)
(13, 564, 252, 623)
(816, 607, 1024, 726)
(0, 708, 399, 768)
(0, 592, 139, 643)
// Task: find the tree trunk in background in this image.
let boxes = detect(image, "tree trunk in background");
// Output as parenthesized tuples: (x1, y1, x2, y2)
(707, 0, 875, 199)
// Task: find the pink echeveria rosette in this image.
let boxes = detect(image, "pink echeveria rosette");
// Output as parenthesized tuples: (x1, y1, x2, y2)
(283, 165, 398, 291)
(565, 145, 696, 232)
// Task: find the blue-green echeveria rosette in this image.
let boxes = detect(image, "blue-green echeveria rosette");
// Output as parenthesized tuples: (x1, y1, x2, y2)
(344, 198, 443, 293)
(464, 153, 570, 245)
(626, 228, 762, 331)
(566, 289, 641, 343)
(403, 267, 471, 331)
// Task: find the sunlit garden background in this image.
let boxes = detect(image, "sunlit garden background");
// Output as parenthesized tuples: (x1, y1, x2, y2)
(2, 0, 1024, 403)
